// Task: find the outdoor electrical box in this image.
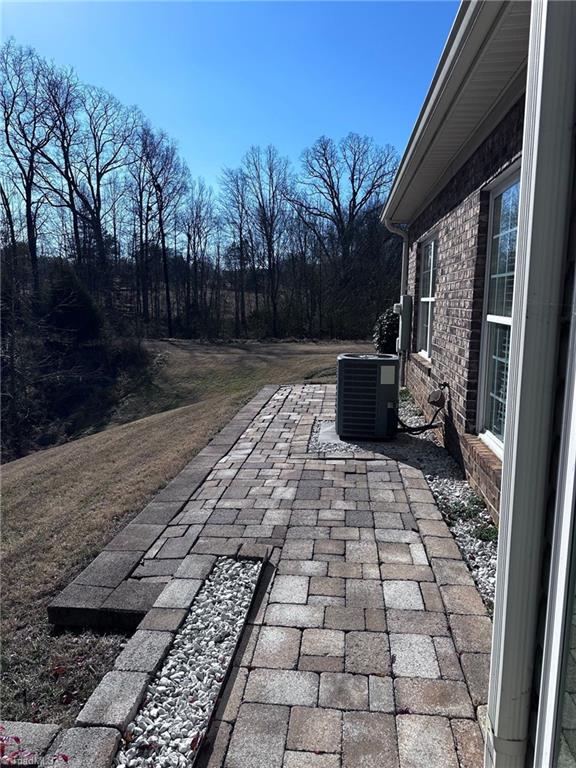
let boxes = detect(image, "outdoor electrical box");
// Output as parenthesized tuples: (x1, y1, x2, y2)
(336, 353, 399, 440)
(393, 294, 413, 354)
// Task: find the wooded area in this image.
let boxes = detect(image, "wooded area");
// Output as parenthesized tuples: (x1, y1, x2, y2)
(0, 40, 402, 459)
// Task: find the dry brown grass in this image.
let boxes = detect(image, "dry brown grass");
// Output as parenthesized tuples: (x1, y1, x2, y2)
(0, 339, 370, 724)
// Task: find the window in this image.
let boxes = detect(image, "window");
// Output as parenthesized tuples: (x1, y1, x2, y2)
(418, 239, 436, 358)
(480, 175, 520, 449)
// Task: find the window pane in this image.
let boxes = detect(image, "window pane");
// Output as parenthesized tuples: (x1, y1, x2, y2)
(421, 242, 433, 298)
(488, 180, 520, 318)
(419, 240, 436, 355)
(430, 241, 437, 296)
(485, 324, 511, 440)
(502, 181, 520, 231)
(419, 302, 429, 351)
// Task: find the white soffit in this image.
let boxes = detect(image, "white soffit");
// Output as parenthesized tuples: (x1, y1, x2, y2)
(383, 0, 530, 224)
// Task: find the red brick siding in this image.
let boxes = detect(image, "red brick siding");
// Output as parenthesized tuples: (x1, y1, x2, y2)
(404, 98, 525, 521)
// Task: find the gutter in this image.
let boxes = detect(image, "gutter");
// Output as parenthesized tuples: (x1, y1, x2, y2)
(383, 216, 410, 385)
(383, 217, 409, 295)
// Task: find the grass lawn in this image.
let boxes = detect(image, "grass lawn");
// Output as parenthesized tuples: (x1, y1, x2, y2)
(0, 339, 370, 724)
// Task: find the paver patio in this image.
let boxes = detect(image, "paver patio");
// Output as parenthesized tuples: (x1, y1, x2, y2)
(48, 384, 490, 767)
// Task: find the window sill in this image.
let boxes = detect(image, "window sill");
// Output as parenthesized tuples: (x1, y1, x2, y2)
(410, 352, 432, 375)
(461, 432, 503, 522)
(478, 430, 504, 461)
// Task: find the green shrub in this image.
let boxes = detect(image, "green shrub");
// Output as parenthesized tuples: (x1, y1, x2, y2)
(373, 308, 399, 354)
(474, 522, 499, 542)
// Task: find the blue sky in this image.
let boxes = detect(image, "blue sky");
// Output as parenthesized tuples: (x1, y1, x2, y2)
(2, 1, 458, 187)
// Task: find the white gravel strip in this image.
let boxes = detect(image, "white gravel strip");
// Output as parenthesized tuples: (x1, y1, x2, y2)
(310, 391, 498, 611)
(115, 558, 261, 768)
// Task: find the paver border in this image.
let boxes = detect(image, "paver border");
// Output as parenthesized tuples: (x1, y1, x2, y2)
(47, 385, 280, 632)
(5, 555, 274, 768)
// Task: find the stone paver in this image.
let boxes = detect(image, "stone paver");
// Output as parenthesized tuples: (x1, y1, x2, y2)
(216, 667, 248, 724)
(270, 575, 309, 604)
(137, 607, 187, 632)
(105, 523, 165, 552)
(283, 754, 339, 768)
(113, 629, 173, 673)
(390, 633, 440, 678)
(75, 671, 148, 730)
(432, 557, 475, 586)
(301, 628, 345, 657)
(387, 609, 449, 636)
(397, 715, 459, 768)
(153, 578, 202, 609)
(368, 675, 394, 712)
(175, 553, 216, 579)
(244, 669, 318, 707)
(287, 706, 341, 753)
(440, 585, 487, 615)
(461, 652, 491, 705)
(74, 550, 143, 588)
(319, 672, 369, 710)
(48, 384, 490, 766)
(434, 635, 464, 680)
(395, 678, 475, 718)
(383, 580, 424, 611)
(342, 712, 399, 768)
(101, 579, 165, 625)
(265, 603, 324, 628)
(450, 614, 493, 653)
(201, 721, 232, 767)
(252, 626, 301, 669)
(346, 579, 384, 609)
(49, 727, 120, 768)
(0, 721, 60, 760)
(451, 719, 485, 768)
(345, 631, 390, 675)
(325, 606, 365, 630)
(225, 703, 288, 768)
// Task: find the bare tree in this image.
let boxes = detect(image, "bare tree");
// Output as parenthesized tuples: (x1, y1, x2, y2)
(142, 125, 188, 337)
(182, 179, 216, 334)
(220, 167, 251, 335)
(37, 72, 138, 297)
(1, 41, 54, 293)
(243, 145, 289, 336)
(296, 133, 398, 263)
(126, 122, 154, 325)
(35, 60, 84, 264)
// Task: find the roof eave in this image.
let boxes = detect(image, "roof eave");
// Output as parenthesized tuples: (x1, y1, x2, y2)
(382, 0, 526, 226)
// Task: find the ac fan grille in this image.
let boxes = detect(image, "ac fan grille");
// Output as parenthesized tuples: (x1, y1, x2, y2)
(340, 363, 378, 432)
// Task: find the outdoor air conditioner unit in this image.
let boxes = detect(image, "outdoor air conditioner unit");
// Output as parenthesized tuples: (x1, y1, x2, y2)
(336, 353, 399, 440)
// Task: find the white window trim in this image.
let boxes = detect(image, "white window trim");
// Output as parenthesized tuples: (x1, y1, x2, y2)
(479, 427, 505, 461)
(477, 167, 521, 454)
(417, 238, 436, 360)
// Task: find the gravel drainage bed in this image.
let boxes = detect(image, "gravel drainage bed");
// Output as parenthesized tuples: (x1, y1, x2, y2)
(310, 391, 498, 611)
(115, 557, 262, 768)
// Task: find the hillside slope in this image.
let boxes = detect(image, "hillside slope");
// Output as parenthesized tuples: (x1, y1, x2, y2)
(1, 340, 370, 724)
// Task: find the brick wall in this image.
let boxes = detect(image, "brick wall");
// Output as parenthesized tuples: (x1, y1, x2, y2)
(404, 97, 525, 521)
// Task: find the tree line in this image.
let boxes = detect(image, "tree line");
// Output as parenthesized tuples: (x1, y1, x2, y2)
(0, 39, 402, 459)
(1, 39, 401, 339)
